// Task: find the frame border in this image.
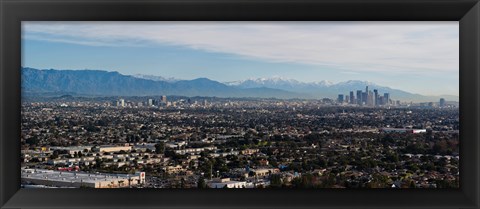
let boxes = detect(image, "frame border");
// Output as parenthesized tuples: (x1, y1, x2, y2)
(1, 0, 479, 209)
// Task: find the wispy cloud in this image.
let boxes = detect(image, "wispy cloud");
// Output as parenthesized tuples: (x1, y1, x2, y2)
(22, 21, 458, 75)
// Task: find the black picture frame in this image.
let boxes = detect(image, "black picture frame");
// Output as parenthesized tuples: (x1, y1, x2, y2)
(1, 0, 479, 208)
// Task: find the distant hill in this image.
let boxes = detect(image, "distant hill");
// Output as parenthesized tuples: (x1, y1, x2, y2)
(21, 67, 304, 99)
(21, 67, 458, 102)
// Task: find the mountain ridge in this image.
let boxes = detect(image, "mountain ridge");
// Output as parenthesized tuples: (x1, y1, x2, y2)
(21, 67, 304, 99)
(21, 67, 458, 102)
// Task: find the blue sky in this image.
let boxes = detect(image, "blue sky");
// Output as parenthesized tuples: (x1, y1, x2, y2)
(22, 21, 459, 96)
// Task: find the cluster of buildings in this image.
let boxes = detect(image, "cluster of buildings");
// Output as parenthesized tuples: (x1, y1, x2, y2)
(113, 96, 211, 109)
(116, 95, 168, 107)
(337, 86, 453, 109)
(338, 86, 393, 107)
(23, 144, 169, 167)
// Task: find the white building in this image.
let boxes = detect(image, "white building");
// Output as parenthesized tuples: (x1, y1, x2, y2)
(174, 146, 216, 155)
(21, 169, 145, 188)
(381, 128, 427, 134)
(207, 178, 248, 188)
(92, 145, 132, 153)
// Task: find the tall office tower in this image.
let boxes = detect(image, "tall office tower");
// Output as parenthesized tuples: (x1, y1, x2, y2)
(345, 95, 350, 103)
(367, 91, 374, 106)
(439, 98, 446, 107)
(374, 89, 379, 106)
(362, 92, 368, 105)
(350, 91, 355, 104)
(161, 95, 167, 103)
(119, 99, 125, 107)
(338, 94, 344, 103)
(384, 93, 390, 105)
(365, 86, 369, 104)
(148, 99, 153, 106)
(356, 90, 363, 105)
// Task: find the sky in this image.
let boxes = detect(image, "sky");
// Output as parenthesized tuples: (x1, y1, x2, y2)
(22, 21, 459, 96)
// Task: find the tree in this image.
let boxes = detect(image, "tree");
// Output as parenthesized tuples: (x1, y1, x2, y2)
(433, 140, 448, 155)
(366, 174, 392, 188)
(155, 142, 165, 154)
(189, 160, 196, 169)
(180, 178, 186, 188)
(409, 180, 416, 188)
(50, 150, 59, 159)
(197, 177, 207, 188)
(269, 174, 282, 188)
(26, 136, 40, 146)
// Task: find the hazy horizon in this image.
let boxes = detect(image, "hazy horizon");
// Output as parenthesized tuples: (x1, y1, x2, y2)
(21, 66, 459, 99)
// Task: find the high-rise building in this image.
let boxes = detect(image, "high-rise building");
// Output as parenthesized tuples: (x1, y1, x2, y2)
(119, 99, 125, 107)
(384, 93, 390, 105)
(356, 90, 363, 106)
(350, 91, 355, 104)
(345, 95, 350, 104)
(338, 94, 344, 103)
(161, 95, 167, 103)
(367, 91, 374, 106)
(439, 98, 446, 107)
(148, 99, 154, 106)
(374, 89, 379, 106)
(362, 92, 368, 105)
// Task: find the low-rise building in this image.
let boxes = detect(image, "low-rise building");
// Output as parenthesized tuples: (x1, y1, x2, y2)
(207, 178, 247, 188)
(50, 146, 93, 154)
(381, 128, 427, 134)
(92, 145, 132, 153)
(241, 148, 259, 155)
(21, 169, 145, 188)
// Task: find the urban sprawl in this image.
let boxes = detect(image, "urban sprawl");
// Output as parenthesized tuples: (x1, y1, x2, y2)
(21, 86, 459, 189)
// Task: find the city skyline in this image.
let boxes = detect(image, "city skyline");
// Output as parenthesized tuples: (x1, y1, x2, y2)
(22, 21, 459, 96)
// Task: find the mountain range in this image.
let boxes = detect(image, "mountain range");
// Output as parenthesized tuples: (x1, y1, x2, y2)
(226, 78, 458, 102)
(21, 67, 458, 102)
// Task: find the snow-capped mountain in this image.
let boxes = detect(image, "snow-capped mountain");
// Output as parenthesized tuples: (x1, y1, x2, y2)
(227, 77, 382, 91)
(131, 74, 179, 83)
(224, 77, 458, 102)
(225, 77, 334, 89)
